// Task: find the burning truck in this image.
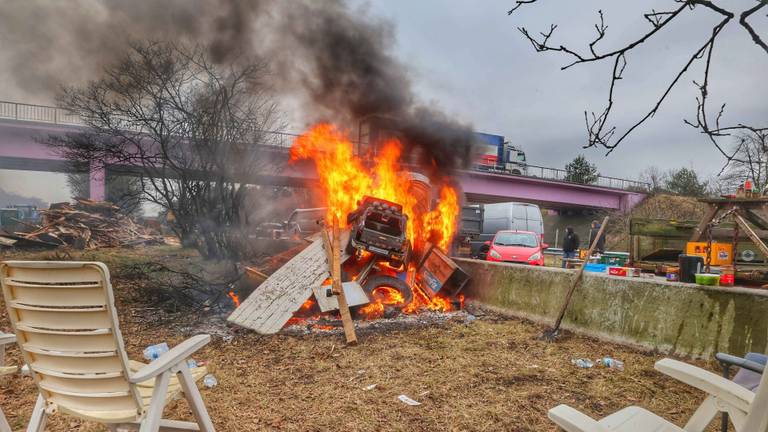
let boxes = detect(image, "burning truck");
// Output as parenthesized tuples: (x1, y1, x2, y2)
(228, 123, 470, 333)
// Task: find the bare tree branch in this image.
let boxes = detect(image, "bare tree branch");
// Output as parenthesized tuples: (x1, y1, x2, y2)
(740, 1, 768, 55)
(508, 0, 539, 15)
(510, 0, 766, 160)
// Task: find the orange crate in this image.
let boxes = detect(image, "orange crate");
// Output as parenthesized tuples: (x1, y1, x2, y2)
(685, 242, 733, 266)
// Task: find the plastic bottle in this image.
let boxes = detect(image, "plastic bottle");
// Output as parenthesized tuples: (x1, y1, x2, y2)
(571, 358, 594, 368)
(187, 359, 198, 369)
(203, 374, 218, 388)
(142, 343, 169, 362)
(598, 357, 624, 371)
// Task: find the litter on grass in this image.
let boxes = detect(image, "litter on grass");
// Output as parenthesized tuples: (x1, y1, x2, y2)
(398, 394, 422, 406)
(571, 358, 594, 368)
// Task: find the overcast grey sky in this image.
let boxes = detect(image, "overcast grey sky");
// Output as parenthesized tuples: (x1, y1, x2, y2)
(359, 0, 768, 180)
(1, 0, 766, 204)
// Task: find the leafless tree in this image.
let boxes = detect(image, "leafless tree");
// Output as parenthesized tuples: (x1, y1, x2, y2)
(638, 166, 669, 193)
(509, 0, 768, 164)
(48, 41, 284, 259)
(716, 130, 768, 192)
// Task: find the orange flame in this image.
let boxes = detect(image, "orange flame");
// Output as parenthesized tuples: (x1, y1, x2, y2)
(358, 286, 407, 319)
(228, 291, 240, 308)
(290, 123, 458, 250)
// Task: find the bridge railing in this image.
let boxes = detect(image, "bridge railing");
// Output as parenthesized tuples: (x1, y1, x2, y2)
(0, 99, 300, 149)
(1, 100, 649, 191)
(0, 100, 82, 125)
(474, 163, 650, 191)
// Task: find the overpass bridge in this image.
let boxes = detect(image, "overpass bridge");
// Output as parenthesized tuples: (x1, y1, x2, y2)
(0, 100, 647, 212)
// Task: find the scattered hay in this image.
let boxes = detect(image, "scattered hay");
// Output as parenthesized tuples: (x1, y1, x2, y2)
(0, 246, 721, 431)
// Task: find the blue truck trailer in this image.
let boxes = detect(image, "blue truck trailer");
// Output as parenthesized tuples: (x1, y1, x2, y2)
(474, 132, 528, 175)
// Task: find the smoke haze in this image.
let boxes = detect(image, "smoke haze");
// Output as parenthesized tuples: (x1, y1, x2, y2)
(0, 0, 475, 172)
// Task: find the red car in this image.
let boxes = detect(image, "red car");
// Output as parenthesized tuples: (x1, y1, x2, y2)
(484, 230, 547, 266)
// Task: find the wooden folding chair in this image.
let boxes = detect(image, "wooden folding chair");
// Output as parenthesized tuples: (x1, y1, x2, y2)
(548, 357, 768, 432)
(0, 332, 18, 432)
(0, 261, 215, 432)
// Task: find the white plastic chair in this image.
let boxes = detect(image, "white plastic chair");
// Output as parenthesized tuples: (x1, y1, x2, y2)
(0, 332, 18, 432)
(548, 357, 768, 432)
(1, 261, 215, 432)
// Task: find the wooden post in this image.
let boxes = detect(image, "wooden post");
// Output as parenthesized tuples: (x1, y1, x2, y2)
(546, 216, 609, 338)
(691, 204, 719, 242)
(325, 217, 358, 345)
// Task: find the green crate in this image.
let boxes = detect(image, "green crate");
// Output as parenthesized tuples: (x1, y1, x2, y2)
(599, 252, 629, 267)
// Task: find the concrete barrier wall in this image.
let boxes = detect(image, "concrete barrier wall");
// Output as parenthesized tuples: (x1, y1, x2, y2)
(456, 258, 768, 358)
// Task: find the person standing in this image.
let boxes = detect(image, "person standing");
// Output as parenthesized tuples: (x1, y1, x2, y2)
(588, 220, 606, 253)
(561, 226, 579, 268)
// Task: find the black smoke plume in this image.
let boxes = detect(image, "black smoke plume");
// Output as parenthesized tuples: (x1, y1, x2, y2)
(0, 0, 475, 172)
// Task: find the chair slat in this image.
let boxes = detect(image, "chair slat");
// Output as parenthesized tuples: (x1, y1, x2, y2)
(23, 332, 117, 353)
(16, 323, 111, 336)
(40, 381, 131, 398)
(40, 375, 129, 392)
(32, 353, 123, 376)
(31, 365, 123, 380)
(14, 309, 111, 330)
(4, 279, 101, 289)
(10, 286, 106, 307)
(6, 266, 103, 284)
(48, 393, 138, 413)
(10, 301, 106, 312)
(24, 343, 117, 358)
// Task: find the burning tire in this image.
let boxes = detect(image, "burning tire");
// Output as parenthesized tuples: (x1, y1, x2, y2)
(362, 275, 413, 308)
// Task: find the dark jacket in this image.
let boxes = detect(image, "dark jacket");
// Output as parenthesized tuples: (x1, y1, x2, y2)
(588, 225, 606, 252)
(562, 232, 579, 253)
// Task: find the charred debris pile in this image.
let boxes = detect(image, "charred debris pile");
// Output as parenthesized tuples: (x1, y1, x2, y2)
(0, 198, 163, 250)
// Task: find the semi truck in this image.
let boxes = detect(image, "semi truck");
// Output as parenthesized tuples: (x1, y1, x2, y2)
(474, 132, 528, 176)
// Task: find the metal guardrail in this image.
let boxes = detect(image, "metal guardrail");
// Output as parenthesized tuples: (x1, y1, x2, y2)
(0, 100, 81, 125)
(0, 99, 298, 149)
(0, 100, 649, 191)
(474, 163, 650, 191)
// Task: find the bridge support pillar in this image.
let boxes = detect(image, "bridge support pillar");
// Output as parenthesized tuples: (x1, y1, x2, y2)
(89, 161, 105, 201)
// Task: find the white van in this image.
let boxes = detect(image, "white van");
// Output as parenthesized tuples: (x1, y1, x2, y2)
(482, 202, 544, 239)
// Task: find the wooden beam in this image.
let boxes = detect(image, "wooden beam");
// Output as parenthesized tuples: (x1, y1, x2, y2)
(327, 218, 357, 345)
(734, 212, 768, 261)
(549, 216, 609, 336)
(743, 209, 768, 230)
(690, 204, 719, 242)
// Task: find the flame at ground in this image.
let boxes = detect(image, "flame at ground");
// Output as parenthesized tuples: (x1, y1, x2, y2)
(228, 291, 240, 308)
(290, 123, 459, 251)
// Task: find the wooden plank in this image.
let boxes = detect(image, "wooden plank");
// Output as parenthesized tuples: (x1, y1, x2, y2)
(548, 216, 609, 336)
(743, 209, 768, 231)
(227, 239, 329, 334)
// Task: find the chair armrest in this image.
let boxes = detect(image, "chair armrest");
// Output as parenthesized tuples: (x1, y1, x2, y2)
(655, 358, 754, 412)
(548, 404, 608, 432)
(716, 353, 766, 374)
(129, 334, 210, 383)
(0, 333, 16, 346)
